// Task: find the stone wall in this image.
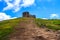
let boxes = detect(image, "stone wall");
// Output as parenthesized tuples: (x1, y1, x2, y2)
(22, 12, 36, 18)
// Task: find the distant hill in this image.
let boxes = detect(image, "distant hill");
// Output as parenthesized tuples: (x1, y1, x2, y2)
(0, 17, 60, 40)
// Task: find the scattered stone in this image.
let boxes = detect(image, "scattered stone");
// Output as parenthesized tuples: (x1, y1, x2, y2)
(57, 30, 60, 34)
(40, 24, 46, 28)
(35, 36, 47, 40)
(8, 18, 60, 40)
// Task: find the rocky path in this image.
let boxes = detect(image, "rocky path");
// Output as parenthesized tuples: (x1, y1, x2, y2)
(9, 18, 60, 40)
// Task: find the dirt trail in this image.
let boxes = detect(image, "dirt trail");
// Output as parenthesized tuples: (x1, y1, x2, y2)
(9, 18, 60, 40)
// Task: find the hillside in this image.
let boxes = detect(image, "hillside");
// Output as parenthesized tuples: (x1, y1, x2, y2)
(0, 17, 60, 40)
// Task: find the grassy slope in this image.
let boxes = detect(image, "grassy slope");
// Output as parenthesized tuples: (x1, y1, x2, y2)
(0, 17, 27, 40)
(35, 18, 60, 30)
(0, 17, 60, 40)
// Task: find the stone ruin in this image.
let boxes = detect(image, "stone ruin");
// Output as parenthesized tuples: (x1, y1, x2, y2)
(22, 12, 36, 18)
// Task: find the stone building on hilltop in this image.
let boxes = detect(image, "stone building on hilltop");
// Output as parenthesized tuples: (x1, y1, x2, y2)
(22, 12, 36, 18)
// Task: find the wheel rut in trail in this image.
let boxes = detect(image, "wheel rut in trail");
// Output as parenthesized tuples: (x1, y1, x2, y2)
(9, 18, 60, 40)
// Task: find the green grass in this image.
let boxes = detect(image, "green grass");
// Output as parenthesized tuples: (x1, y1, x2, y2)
(0, 17, 22, 40)
(35, 18, 60, 30)
(0, 17, 35, 40)
(0, 17, 60, 40)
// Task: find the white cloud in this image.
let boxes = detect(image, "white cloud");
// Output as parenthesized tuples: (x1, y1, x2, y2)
(13, 0, 21, 12)
(42, 18, 48, 20)
(0, 12, 17, 21)
(21, 0, 35, 7)
(11, 17, 17, 19)
(3, 0, 21, 12)
(50, 14, 59, 19)
(3, 0, 35, 12)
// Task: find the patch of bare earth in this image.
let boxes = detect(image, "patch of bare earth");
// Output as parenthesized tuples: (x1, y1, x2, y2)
(8, 18, 60, 40)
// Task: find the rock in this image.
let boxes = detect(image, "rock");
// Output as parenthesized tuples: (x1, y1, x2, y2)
(35, 36, 47, 40)
(57, 30, 60, 34)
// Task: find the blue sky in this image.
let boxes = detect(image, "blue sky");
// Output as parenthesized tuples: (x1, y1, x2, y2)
(0, 0, 60, 21)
